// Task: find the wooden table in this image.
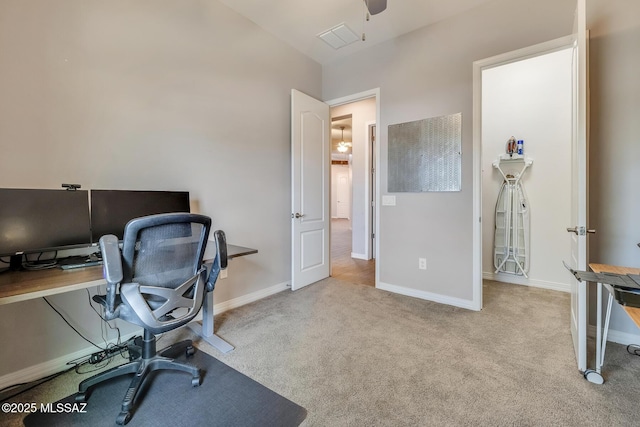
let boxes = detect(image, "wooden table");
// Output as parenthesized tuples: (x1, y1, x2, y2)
(590, 263, 640, 327)
(587, 263, 640, 384)
(0, 244, 257, 353)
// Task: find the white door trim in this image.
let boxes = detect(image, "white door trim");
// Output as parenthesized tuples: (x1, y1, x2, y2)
(326, 88, 380, 287)
(472, 35, 575, 311)
(365, 120, 376, 260)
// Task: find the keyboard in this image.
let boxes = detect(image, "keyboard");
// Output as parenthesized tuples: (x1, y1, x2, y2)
(58, 256, 103, 270)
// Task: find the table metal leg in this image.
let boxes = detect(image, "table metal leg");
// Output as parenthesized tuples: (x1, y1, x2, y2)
(188, 290, 235, 353)
(596, 282, 602, 373)
(600, 292, 613, 369)
(585, 282, 605, 384)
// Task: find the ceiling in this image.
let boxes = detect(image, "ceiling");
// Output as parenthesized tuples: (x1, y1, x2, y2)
(218, 0, 496, 65)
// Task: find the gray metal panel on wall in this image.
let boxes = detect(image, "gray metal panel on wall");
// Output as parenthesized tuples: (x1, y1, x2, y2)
(388, 113, 462, 192)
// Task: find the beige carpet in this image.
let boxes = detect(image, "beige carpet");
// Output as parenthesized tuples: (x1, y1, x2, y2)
(4, 279, 640, 426)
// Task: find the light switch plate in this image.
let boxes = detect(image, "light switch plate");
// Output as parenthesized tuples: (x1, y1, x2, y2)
(382, 195, 396, 206)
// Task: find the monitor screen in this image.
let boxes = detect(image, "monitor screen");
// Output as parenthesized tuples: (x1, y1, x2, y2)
(90, 190, 190, 241)
(0, 188, 92, 257)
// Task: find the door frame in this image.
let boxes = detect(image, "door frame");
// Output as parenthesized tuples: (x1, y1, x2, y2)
(472, 35, 575, 311)
(326, 88, 380, 287)
(367, 121, 376, 259)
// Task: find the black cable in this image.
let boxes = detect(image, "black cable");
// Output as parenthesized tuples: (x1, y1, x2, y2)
(43, 297, 105, 351)
(85, 288, 122, 349)
(23, 252, 58, 270)
(626, 344, 640, 356)
(1, 336, 136, 401)
(36, 251, 57, 261)
(0, 365, 76, 402)
(2, 295, 135, 402)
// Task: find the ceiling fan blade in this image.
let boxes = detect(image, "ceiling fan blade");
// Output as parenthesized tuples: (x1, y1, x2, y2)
(365, 0, 387, 15)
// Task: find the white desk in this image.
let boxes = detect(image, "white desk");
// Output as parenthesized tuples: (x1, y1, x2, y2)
(0, 244, 257, 353)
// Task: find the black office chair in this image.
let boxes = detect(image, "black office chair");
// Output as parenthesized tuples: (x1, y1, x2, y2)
(76, 213, 227, 425)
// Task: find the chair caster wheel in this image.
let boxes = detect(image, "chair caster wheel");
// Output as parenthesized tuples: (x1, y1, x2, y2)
(192, 376, 201, 387)
(75, 392, 87, 403)
(186, 345, 195, 357)
(584, 369, 604, 384)
(116, 411, 132, 425)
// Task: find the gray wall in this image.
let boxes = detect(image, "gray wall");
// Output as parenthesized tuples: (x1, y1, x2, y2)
(323, 0, 575, 305)
(0, 0, 321, 377)
(588, 0, 640, 338)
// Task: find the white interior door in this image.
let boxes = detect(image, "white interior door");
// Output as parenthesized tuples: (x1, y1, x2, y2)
(336, 172, 350, 218)
(568, 0, 589, 373)
(291, 89, 330, 290)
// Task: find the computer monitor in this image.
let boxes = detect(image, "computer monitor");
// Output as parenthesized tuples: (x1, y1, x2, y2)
(0, 188, 92, 269)
(90, 190, 190, 241)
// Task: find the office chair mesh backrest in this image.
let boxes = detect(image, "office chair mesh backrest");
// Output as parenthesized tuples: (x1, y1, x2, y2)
(114, 213, 211, 333)
(128, 222, 203, 289)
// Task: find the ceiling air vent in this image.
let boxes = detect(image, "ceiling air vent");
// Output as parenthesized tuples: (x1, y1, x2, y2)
(317, 23, 360, 49)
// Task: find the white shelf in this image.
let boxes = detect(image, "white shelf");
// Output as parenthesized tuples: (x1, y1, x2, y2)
(493, 153, 533, 164)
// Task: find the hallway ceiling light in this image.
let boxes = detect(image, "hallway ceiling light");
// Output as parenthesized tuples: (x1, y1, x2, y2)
(337, 126, 352, 153)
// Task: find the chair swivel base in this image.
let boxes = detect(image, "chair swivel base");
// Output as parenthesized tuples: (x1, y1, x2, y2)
(75, 339, 200, 425)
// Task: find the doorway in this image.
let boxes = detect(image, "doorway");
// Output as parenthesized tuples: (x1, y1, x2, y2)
(473, 35, 577, 310)
(327, 93, 378, 287)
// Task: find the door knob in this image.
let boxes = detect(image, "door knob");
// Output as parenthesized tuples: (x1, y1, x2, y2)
(293, 213, 305, 219)
(566, 226, 596, 235)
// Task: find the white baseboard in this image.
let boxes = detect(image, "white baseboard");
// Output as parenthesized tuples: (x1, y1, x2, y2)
(0, 282, 290, 392)
(486, 274, 640, 345)
(587, 324, 640, 346)
(483, 271, 570, 293)
(212, 281, 290, 314)
(351, 252, 369, 260)
(0, 331, 139, 392)
(378, 281, 476, 310)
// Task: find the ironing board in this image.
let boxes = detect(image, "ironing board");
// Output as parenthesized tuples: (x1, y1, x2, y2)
(492, 154, 533, 277)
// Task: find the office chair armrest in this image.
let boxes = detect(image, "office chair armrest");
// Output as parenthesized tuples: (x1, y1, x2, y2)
(215, 230, 228, 270)
(206, 230, 227, 292)
(99, 234, 124, 316)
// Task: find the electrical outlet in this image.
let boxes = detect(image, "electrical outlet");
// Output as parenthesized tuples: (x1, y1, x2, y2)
(220, 269, 228, 279)
(418, 258, 427, 270)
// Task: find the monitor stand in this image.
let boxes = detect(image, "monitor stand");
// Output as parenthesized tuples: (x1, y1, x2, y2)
(9, 254, 23, 271)
(0, 255, 23, 274)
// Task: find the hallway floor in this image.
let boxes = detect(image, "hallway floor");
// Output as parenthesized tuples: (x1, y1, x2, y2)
(330, 218, 375, 287)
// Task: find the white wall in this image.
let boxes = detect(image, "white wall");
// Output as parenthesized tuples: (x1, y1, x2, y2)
(0, 0, 321, 379)
(323, 0, 576, 307)
(482, 48, 573, 292)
